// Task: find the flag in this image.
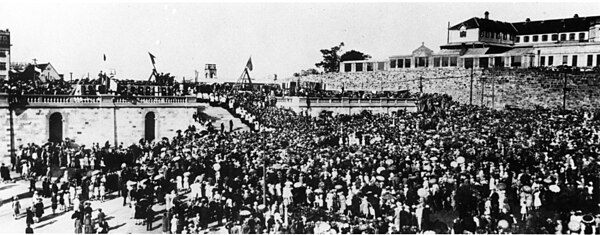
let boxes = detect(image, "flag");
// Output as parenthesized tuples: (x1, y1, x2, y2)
(103, 54, 106, 61)
(149, 52, 156, 65)
(246, 57, 253, 71)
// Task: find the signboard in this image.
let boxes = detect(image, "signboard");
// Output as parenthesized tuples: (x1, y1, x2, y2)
(205, 64, 217, 79)
(0, 34, 9, 48)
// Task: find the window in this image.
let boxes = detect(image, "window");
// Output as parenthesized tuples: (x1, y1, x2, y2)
(524, 36, 530, 42)
(491, 32, 496, 39)
(450, 57, 458, 66)
(560, 34, 567, 41)
(503, 34, 507, 40)
(0, 62, 5, 70)
(398, 59, 404, 68)
(434, 57, 441, 67)
(497, 33, 501, 39)
(516, 36, 520, 43)
(417, 57, 428, 67)
(542, 35, 548, 41)
(405, 59, 411, 68)
(464, 58, 474, 68)
(459, 26, 467, 38)
(442, 57, 449, 67)
(572, 55, 578, 66)
(548, 56, 554, 66)
(486, 32, 490, 38)
(532, 35, 539, 42)
(355, 63, 363, 72)
(510, 35, 514, 41)
(562, 55, 568, 65)
(366, 63, 373, 71)
(579, 33, 586, 41)
(552, 34, 558, 41)
(540, 56, 546, 66)
(0, 51, 5, 57)
(597, 55, 600, 66)
(480, 31, 485, 38)
(569, 33, 575, 41)
(390, 60, 396, 69)
(377, 62, 385, 71)
(588, 55, 593, 66)
(511, 56, 522, 67)
(344, 63, 352, 72)
(0, 75, 5, 80)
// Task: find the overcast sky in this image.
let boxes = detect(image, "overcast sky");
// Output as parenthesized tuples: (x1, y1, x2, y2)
(1, 1, 599, 82)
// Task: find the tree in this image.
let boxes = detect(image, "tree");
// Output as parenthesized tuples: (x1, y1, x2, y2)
(341, 50, 371, 62)
(315, 42, 344, 73)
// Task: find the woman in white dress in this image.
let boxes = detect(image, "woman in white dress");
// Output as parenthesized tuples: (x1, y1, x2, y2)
(533, 189, 542, 210)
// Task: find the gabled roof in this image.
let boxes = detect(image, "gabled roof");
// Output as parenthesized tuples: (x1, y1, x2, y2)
(412, 43, 434, 57)
(512, 15, 600, 35)
(449, 17, 517, 34)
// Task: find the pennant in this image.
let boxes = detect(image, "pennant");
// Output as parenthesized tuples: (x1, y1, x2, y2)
(149, 52, 156, 65)
(246, 57, 253, 71)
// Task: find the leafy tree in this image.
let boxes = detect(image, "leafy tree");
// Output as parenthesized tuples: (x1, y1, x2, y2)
(315, 42, 344, 73)
(341, 50, 371, 62)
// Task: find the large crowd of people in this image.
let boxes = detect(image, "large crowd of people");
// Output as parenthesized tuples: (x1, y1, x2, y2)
(4, 79, 600, 234)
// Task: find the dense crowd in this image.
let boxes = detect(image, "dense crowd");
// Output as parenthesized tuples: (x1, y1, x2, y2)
(4, 82, 600, 234)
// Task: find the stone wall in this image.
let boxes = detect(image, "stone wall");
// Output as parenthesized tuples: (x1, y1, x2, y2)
(0, 100, 199, 158)
(300, 68, 600, 110)
(406, 68, 600, 109)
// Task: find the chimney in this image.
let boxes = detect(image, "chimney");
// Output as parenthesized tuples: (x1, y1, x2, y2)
(484, 11, 489, 19)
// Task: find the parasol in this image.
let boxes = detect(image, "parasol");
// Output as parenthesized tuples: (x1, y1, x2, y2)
(294, 182, 302, 188)
(257, 204, 266, 211)
(183, 172, 191, 177)
(549, 185, 561, 193)
(543, 178, 553, 184)
(376, 167, 386, 174)
(430, 157, 438, 162)
(285, 181, 293, 186)
(213, 163, 221, 171)
(376, 176, 385, 181)
(335, 185, 343, 190)
(271, 164, 283, 170)
(497, 220, 509, 229)
(450, 161, 458, 168)
(582, 215, 594, 223)
(456, 156, 465, 164)
(417, 188, 429, 198)
(154, 175, 163, 180)
(239, 210, 251, 216)
(314, 188, 323, 194)
(385, 159, 394, 165)
(92, 170, 101, 175)
(568, 221, 581, 232)
(172, 156, 181, 161)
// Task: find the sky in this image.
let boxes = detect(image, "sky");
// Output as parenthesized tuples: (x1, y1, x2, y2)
(1, 1, 599, 82)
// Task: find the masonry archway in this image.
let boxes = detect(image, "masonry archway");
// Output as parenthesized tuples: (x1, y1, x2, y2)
(145, 112, 156, 142)
(49, 112, 63, 143)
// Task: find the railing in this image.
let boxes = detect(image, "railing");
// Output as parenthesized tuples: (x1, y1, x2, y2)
(0, 94, 197, 106)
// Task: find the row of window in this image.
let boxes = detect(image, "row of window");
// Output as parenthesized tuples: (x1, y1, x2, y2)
(390, 57, 459, 69)
(539, 54, 600, 67)
(517, 32, 586, 43)
(0, 51, 6, 57)
(479, 31, 514, 41)
(343, 62, 386, 72)
(0, 62, 6, 70)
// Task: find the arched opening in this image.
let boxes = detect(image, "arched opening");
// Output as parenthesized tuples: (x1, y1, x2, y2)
(49, 112, 63, 143)
(145, 112, 156, 142)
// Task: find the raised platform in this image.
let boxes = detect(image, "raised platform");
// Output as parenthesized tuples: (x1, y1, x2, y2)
(276, 96, 418, 116)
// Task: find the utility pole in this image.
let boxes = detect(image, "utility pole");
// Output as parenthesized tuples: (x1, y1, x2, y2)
(419, 76, 423, 93)
(562, 72, 568, 110)
(492, 71, 496, 109)
(32, 58, 37, 81)
(469, 65, 474, 105)
(481, 77, 485, 106)
(70, 72, 73, 82)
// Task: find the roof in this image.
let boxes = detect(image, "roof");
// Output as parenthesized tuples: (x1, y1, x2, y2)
(463, 48, 489, 56)
(412, 43, 434, 57)
(513, 15, 600, 35)
(449, 17, 517, 34)
(434, 49, 461, 56)
(497, 47, 535, 56)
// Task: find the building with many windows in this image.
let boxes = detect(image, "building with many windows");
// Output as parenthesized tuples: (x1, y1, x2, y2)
(341, 12, 600, 72)
(0, 29, 10, 80)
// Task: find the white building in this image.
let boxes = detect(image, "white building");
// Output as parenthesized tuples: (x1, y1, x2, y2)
(0, 29, 10, 80)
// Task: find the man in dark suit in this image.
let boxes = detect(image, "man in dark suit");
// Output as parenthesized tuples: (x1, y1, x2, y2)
(146, 206, 154, 231)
